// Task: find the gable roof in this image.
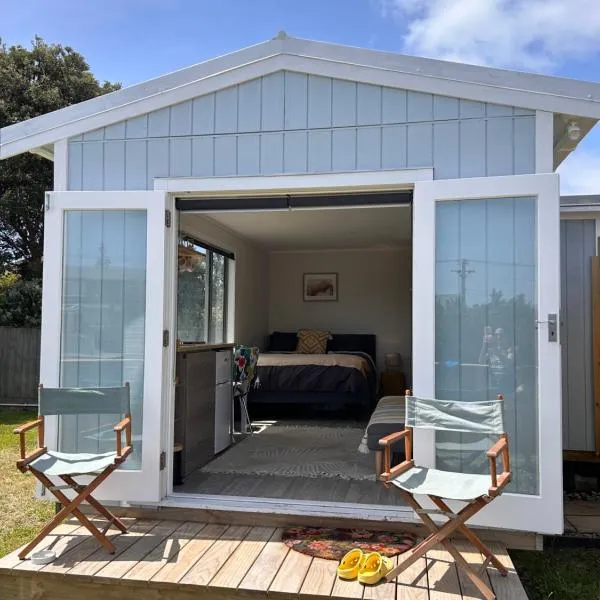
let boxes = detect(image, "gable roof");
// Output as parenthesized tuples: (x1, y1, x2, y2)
(2, 32, 600, 160)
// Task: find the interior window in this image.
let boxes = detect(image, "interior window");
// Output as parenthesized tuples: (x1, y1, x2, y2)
(177, 235, 230, 344)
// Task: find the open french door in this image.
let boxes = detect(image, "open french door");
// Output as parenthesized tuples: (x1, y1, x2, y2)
(40, 191, 173, 503)
(412, 174, 563, 534)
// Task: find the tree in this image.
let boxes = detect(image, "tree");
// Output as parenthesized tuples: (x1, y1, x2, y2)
(0, 36, 120, 279)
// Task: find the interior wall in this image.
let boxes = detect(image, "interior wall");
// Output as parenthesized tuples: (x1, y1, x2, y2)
(179, 213, 269, 348)
(269, 248, 412, 374)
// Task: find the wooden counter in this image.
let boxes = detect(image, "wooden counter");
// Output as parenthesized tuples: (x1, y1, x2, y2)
(177, 342, 235, 353)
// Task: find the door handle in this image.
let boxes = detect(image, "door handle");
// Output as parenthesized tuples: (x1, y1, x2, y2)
(536, 314, 558, 342)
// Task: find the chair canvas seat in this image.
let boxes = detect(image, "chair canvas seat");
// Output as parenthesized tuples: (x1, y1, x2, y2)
(391, 466, 491, 501)
(29, 450, 118, 477)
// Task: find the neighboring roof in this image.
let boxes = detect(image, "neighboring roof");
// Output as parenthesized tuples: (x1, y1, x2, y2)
(3, 32, 600, 160)
(561, 194, 600, 207)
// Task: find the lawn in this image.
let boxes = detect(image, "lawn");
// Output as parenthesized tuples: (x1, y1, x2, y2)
(0, 410, 54, 557)
(511, 547, 600, 600)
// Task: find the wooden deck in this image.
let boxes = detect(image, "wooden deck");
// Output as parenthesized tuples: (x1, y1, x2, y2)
(0, 518, 529, 600)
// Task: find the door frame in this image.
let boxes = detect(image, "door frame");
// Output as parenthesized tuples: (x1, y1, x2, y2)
(41, 190, 171, 503)
(412, 173, 563, 534)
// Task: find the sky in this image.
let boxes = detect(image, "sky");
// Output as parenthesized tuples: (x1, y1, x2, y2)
(2, 0, 600, 194)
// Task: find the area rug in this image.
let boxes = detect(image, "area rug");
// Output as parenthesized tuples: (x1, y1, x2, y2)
(282, 526, 416, 560)
(201, 423, 375, 480)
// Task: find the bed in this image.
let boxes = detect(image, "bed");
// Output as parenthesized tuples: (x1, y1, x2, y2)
(249, 332, 377, 412)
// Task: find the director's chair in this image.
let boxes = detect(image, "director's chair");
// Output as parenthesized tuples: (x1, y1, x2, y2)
(379, 390, 511, 600)
(14, 384, 132, 560)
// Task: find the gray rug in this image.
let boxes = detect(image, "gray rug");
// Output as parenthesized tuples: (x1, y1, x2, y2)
(201, 424, 375, 480)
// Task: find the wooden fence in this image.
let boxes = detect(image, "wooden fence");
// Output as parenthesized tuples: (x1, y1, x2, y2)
(0, 327, 40, 408)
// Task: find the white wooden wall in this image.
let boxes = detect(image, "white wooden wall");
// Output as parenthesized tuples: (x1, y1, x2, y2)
(66, 71, 536, 190)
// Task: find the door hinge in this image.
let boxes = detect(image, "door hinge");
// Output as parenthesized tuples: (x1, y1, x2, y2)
(163, 329, 170, 347)
(159, 451, 166, 471)
(165, 209, 172, 228)
(44, 192, 51, 211)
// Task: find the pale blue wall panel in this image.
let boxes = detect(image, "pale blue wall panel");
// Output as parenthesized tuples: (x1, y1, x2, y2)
(357, 84, 381, 126)
(307, 75, 332, 129)
(126, 115, 148, 139)
(514, 107, 535, 116)
(237, 80, 261, 132)
(260, 132, 284, 174)
(407, 123, 432, 168)
(83, 129, 103, 142)
(237, 134, 260, 175)
(433, 122, 459, 179)
(284, 131, 307, 173)
(513, 116, 535, 174)
(357, 127, 381, 170)
(284, 72, 308, 130)
(332, 129, 356, 171)
(308, 130, 332, 172)
(147, 138, 169, 188)
(381, 125, 407, 169)
(192, 95, 215, 135)
(486, 103, 514, 117)
(125, 140, 147, 190)
(215, 87, 238, 134)
(148, 107, 170, 137)
(82, 142, 104, 190)
(459, 120, 486, 177)
(486, 118, 513, 176)
(434, 96, 459, 120)
(68, 143, 83, 190)
(105, 122, 126, 140)
(261, 72, 284, 131)
(332, 80, 356, 127)
(381, 88, 406, 124)
(191, 137, 214, 176)
(460, 99, 486, 118)
(214, 136, 237, 175)
(103, 141, 126, 190)
(407, 91, 433, 122)
(170, 138, 192, 177)
(170, 100, 193, 136)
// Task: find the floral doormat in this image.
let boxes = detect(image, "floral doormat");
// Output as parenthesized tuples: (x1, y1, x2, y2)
(282, 526, 416, 561)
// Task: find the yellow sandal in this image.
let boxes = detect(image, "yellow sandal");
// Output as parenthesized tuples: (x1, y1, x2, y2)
(337, 548, 365, 580)
(357, 552, 394, 585)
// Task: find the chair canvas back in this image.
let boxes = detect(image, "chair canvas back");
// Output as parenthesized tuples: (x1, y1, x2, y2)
(38, 385, 130, 416)
(405, 395, 505, 435)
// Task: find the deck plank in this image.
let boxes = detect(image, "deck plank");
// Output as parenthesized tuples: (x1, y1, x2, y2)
(487, 543, 529, 600)
(0, 521, 83, 571)
(427, 546, 462, 600)
(269, 544, 314, 595)
(181, 524, 251, 586)
(209, 526, 275, 588)
(239, 528, 290, 592)
(453, 541, 493, 600)
(40, 520, 151, 575)
(150, 522, 228, 584)
(300, 557, 338, 598)
(94, 520, 181, 581)
(394, 553, 430, 600)
(363, 555, 398, 600)
(122, 521, 207, 582)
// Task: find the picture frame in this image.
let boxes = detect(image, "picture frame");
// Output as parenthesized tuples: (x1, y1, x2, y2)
(303, 273, 338, 302)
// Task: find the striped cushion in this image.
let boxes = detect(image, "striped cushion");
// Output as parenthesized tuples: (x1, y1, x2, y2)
(296, 329, 331, 354)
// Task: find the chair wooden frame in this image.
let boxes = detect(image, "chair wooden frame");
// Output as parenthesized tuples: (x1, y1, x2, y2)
(378, 390, 511, 600)
(14, 384, 133, 560)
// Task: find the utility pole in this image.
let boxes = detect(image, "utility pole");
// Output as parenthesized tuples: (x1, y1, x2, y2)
(451, 259, 475, 304)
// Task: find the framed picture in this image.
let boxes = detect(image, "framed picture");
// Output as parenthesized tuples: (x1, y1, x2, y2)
(303, 273, 338, 302)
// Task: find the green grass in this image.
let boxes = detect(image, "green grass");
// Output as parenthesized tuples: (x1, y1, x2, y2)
(511, 547, 600, 600)
(0, 410, 54, 557)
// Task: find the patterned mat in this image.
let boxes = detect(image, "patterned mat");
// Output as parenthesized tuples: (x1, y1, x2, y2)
(282, 526, 416, 560)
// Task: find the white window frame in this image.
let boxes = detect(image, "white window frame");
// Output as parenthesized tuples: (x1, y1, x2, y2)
(412, 173, 563, 534)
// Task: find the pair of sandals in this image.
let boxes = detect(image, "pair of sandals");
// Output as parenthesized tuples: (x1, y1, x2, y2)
(337, 548, 394, 585)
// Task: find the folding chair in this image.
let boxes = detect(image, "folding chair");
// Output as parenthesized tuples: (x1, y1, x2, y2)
(14, 384, 132, 560)
(379, 390, 511, 600)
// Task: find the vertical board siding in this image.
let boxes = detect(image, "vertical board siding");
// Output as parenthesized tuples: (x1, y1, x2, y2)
(0, 327, 40, 406)
(561, 219, 596, 451)
(67, 71, 536, 190)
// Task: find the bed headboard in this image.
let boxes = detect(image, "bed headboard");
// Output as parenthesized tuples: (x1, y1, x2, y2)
(266, 332, 377, 366)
